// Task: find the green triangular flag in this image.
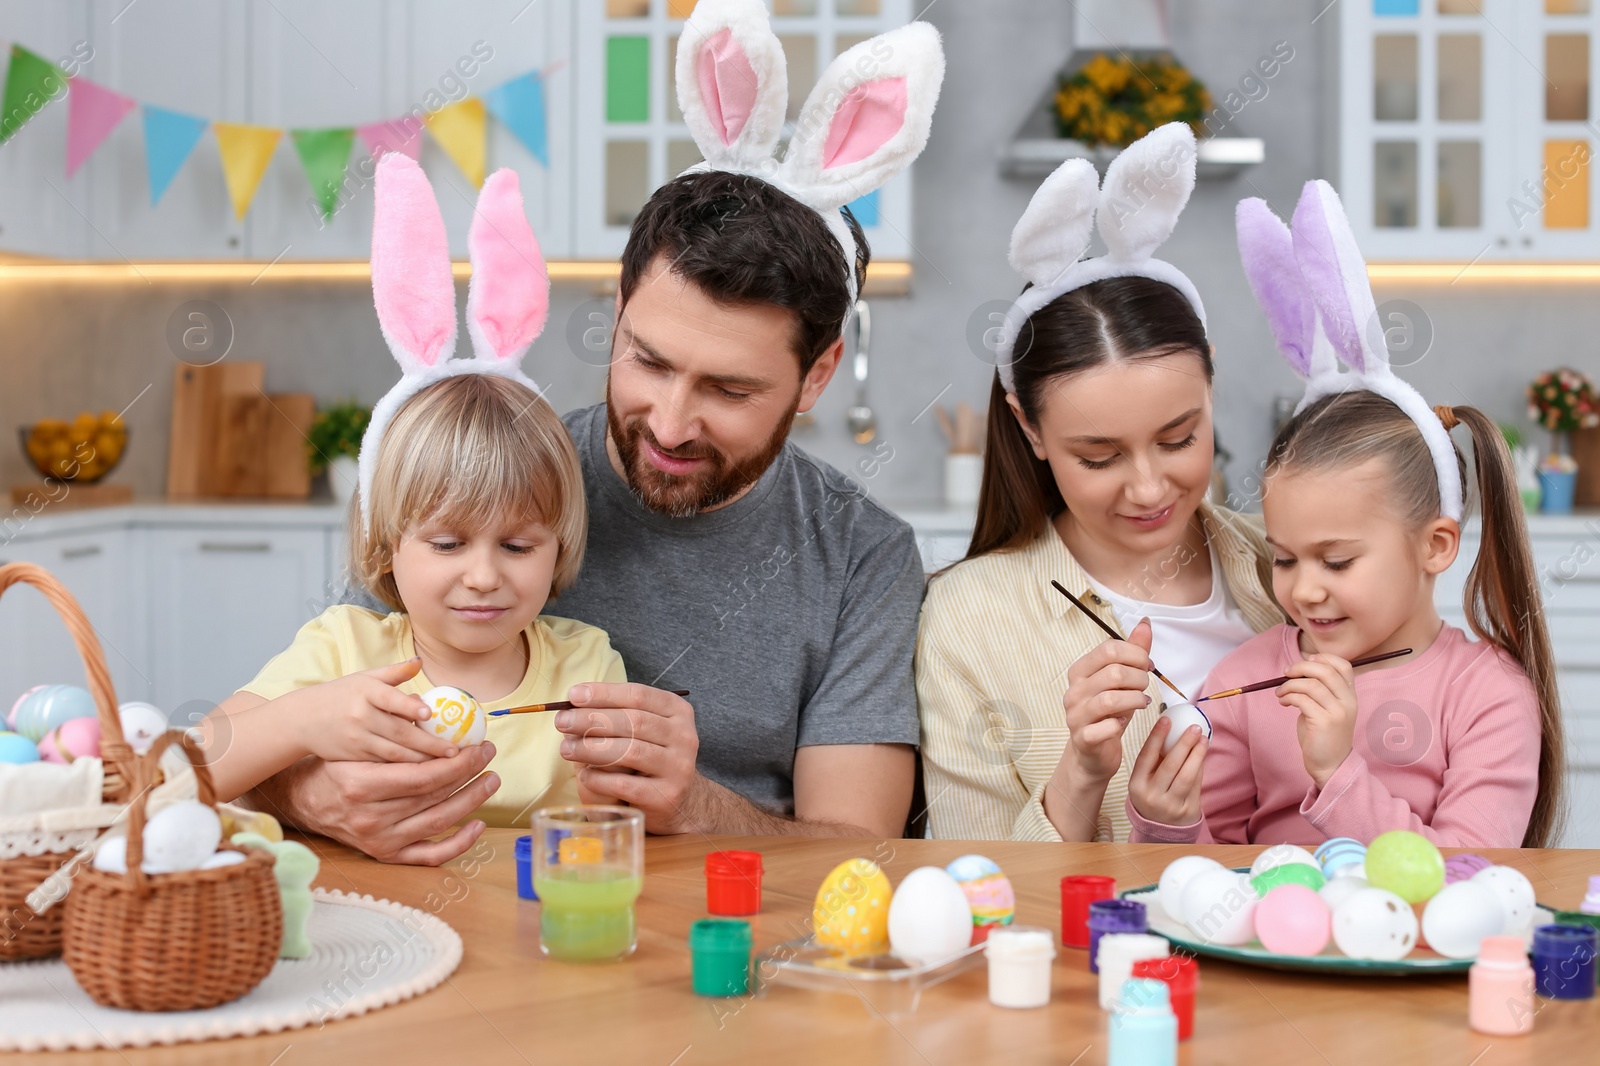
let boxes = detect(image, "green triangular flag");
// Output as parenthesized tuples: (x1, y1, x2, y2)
(1, 45, 68, 145)
(291, 127, 355, 221)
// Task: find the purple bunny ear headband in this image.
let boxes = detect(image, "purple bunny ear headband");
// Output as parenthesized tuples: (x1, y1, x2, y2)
(995, 122, 1207, 394)
(675, 0, 945, 305)
(358, 152, 551, 533)
(1236, 179, 1463, 521)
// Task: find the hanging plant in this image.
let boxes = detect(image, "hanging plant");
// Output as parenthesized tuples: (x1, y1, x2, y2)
(1054, 53, 1213, 148)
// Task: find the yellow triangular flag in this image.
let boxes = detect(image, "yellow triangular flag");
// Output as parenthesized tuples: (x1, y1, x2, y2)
(214, 122, 282, 220)
(424, 98, 486, 188)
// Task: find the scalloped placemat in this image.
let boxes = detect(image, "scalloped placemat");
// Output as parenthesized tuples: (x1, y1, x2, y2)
(0, 888, 462, 1051)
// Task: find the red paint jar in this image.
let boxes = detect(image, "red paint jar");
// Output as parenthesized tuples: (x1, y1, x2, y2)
(1132, 955, 1199, 1041)
(705, 850, 763, 916)
(1060, 875, 1117, 949)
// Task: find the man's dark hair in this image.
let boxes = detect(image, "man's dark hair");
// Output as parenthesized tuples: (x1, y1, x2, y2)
(618, 171, 868, 375)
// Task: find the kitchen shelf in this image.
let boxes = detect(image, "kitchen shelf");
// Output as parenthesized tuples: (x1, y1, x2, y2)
(1000, 136, 1264, 180)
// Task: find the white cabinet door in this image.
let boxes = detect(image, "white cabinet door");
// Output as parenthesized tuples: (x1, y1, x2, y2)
(146, 526, 329, 717)
(0, 1, 92, 257)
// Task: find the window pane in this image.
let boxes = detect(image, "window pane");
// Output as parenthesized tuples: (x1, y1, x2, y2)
(835, 34, 871, 57)
(1438, 35, 1482, 120)
(1375, 0, 1420, 13)
(607, 0, 651, 17)
(1437, 140, 1481, 227)
(1544, 139, 1591, 228)
(1437, 0, 1482, 13)
(668, 0, 699, 16)
(667, 139, 703, 177)
(837, 0, 882, 13)
(667, 35, 684, 123)
(779, 35, 817, 121)
(606, 140, 650, 227)
(1375, 140, 1419, 227)
(1375, 35, 1419, 121)
(772, 0, 819, 14)
(606, 36, 651, 123)
(1547, 34, 1590, 121)
(1547, 1, 1591, 13)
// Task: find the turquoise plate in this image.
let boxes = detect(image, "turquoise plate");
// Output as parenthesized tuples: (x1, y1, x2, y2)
(1120, 871, 1555, 977)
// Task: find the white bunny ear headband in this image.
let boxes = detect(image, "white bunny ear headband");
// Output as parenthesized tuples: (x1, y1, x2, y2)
(357, 151, 551, 531)
(996, 121, 1206, 394)
(1236, 179, 1463, 521)
(675, 0, 945, 304)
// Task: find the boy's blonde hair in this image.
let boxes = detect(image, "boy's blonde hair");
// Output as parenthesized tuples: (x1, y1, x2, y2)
(349, 374, 586, 611)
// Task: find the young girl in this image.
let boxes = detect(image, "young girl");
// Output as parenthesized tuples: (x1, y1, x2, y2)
(202, 154, 625, 828)
(1128, 181, 1563, 848)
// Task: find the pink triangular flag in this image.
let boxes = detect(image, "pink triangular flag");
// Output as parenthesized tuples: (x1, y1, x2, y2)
(358, 117, 423, 162)
(66, 77, 136, 178)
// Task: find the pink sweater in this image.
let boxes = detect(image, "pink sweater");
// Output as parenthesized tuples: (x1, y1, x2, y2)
(1127, 623, 1542, 848)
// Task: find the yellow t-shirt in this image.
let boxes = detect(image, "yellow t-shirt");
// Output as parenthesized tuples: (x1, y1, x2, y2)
(240, 604, 628, 828)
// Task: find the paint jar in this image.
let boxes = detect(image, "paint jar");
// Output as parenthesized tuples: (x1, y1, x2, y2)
(690, 919, 752, 997)
(1531, 923, 1597, 1000)
(514, 835, 537, 901)
(1131, 954, 1198, 1040)
(705, 850, 763, 916)
(1469, 934, 1534, 1035)
(1086, 898, 1147, 973)
(1060, 875, 1116, 950)
(1096, 933, 1169, 1010)
(985, 925, 1056, 1008)
(1108, 978, 1177, 1066)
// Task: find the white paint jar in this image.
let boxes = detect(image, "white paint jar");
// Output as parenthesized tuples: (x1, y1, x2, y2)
(986, 925, 1056, 1008)
(1095, 933, 1170, 1010)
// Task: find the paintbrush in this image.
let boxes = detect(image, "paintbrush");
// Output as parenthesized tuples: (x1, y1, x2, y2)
(1193, 648, 1413, 703)
(1048, 579, 1189, 703)
(489, 689, 692, 717)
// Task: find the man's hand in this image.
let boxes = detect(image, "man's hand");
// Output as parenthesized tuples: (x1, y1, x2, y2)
(250, 744, 500, 866)
(554, 683, 702, 833)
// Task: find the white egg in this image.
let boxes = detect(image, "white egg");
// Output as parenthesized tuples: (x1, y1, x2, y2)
(1332, 887, 1418, 961)
(1422, 881, 1506, 959)
(1181, 867, 1258, 946)
(887, 866, 974, 965)
(200, 850, 247, 870)
(1250, 844, 1320, 879)
(91, 835, 127, 874)
(1471, 865, 1537, 939)
(1158, 855, 1225, 922)
(140, 800, 222, 873)
(1158, 702, 1212, 753)
(117, 702, 169, 755)
(1318, 875, 1370, 913)
(420, 686, 486, 746)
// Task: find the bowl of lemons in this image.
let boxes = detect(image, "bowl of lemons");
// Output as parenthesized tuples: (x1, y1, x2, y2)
(20, 412, 129, 484)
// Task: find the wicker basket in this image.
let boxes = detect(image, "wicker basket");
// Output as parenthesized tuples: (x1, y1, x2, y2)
(62, 730, 282, 1012)
(0, 562, 133, 960)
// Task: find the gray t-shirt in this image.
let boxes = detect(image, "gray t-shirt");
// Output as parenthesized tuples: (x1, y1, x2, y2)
(549, 404, 923, 814)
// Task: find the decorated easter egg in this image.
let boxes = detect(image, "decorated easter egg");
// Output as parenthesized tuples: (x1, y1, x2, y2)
(1181, 867, 1258, 946)
(419, 685, 486, 746)
(117, 702, 169, 755)
(888, 866, 973, 965)
(813, 858, 892, 956)
(10, 684, 96, 742)
(38, 717, 100, 763)
(1364, 831, 1444, 904)
(1331, 887, 1418, 961)
(141, 800, 223, 873)
(1250, 862, 1326, 898)
(1255, 884, 1332, 956)
(7, 685, 45, 729)
(944, 854, 1015, 934)
(0, 731, 39, 763)
(1158, 701, 1212, 752)
(1422, 880, 1505, 959)
(1158, 855, 1225, 922)
(1250, 844, 1319, 879)
(1319, 875, 1370, 913)
(1313, 837, 1367, 880)
(1443, 852, 1492, 885)
(1471, 865, 1537, 939)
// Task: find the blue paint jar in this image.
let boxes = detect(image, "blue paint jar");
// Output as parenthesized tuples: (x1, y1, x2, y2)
(1108, 977, 1177, 1066)
(1531, 923, 1596, 999)
(1087, 898, 1147, 974)
(514, 834, 537, 901)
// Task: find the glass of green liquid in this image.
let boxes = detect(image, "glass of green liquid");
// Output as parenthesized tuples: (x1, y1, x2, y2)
(532, 805, 644, 962)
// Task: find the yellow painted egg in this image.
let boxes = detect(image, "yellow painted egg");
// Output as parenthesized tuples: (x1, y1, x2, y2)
(420, 685, 486, 746)
(812, 858, 892, 956)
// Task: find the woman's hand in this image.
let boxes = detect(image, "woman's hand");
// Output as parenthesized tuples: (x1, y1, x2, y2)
(1060, 618, 1156, 783)
(292, 659, 460, 764)
(1128, 715, 1207, 826)
(1277, 653, 1359, 789)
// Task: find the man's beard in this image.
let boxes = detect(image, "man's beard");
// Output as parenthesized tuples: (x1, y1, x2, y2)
(606, 383, 797, 518)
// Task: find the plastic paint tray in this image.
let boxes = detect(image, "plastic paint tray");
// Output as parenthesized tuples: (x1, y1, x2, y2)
(755, 937, 986, 1015)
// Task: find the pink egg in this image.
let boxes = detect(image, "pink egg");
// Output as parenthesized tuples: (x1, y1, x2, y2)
(38, 717, 100, 764)
(7, 685, 45, 730)
(1254, 884, 1331, 956)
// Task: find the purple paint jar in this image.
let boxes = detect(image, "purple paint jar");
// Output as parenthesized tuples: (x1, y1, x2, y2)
(1087, 898, 1148, 974)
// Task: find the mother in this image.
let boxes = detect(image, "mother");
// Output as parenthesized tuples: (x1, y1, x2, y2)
(917, 124, 1283, 842)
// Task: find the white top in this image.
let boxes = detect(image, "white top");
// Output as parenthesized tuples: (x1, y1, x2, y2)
(1086, 544, 1259, 703)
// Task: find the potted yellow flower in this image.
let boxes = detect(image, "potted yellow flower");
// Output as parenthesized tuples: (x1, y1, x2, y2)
(1054, 53, 1212, 148)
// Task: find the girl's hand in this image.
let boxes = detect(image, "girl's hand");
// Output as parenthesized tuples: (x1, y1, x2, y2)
(1128, 716, 1208, 826)
(1060, 618, 1156, 784)
(295, 659, 460, 764)
(1277, 653, 1359, 789)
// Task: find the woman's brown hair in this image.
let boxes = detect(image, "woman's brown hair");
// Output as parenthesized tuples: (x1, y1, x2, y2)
(967, 276, 1212, 559)
(1268, 391, 1565, 847)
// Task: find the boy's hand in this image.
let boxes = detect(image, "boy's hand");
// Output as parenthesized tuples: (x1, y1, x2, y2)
(1277, 653, 1359, 789)
(1061, 618, 1156, 784)
(295, 658, 460, 764)
(1128, 715, 1207, 826)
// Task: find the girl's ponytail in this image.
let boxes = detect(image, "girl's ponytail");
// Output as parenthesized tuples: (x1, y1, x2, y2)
(1438, 404, 1565, 847)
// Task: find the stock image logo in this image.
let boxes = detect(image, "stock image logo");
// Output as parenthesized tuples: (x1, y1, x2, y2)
(166, 300, 235, 366)
(1364, 699, 1433, 768)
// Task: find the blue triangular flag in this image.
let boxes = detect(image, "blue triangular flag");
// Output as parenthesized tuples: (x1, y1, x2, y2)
(141, 105, 208, 204)
(483, 72, 547, 167)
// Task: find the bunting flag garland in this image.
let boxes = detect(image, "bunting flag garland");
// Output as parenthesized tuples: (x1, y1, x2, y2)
(0, 41, 557, 220)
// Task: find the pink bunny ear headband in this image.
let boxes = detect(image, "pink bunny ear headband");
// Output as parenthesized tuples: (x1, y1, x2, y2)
(676, 0, 945, 305)
(995, 121, 1207, 395)
(1237, 179, 1463, 521)
(357, 152, 551, 532)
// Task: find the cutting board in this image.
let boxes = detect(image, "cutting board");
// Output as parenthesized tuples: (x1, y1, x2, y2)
(166, 362, 314, 499)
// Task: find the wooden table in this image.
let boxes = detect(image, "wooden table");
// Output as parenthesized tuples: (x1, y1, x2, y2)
(24, 833, 1600, 1065)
